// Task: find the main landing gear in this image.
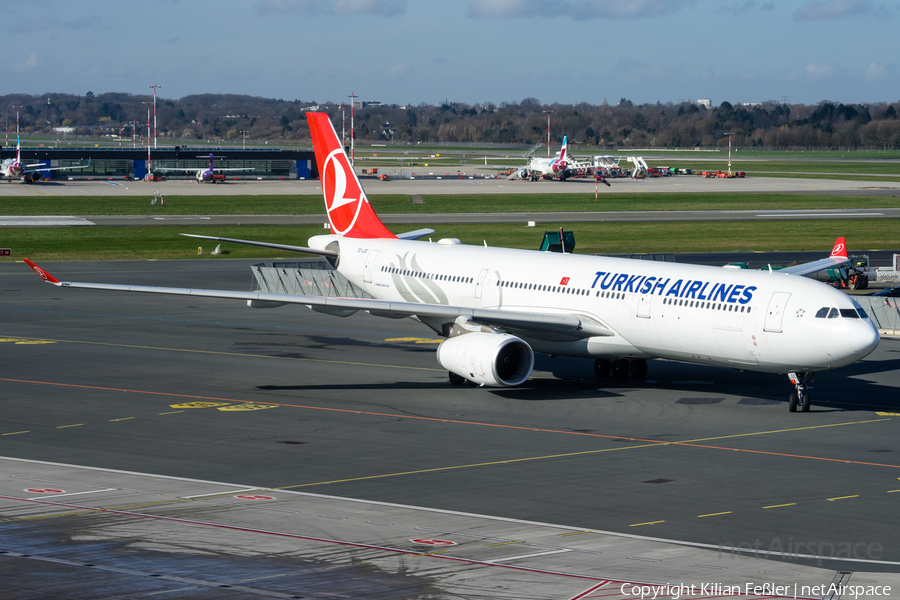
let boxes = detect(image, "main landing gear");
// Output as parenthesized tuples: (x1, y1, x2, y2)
(594, 358, 648, 380)
(788, 372, 814, 413)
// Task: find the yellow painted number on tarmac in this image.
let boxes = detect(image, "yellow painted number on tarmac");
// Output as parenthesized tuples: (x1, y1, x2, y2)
(0, 338, 56, 345)
(217, 404, 277, 412)
(385, 337, 443, 344)
(170, 402, 232, 409)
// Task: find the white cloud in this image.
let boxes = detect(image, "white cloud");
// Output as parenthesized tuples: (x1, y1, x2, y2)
(468, 0, 695, 19)
(14, 53, 39, 73)
(792, 0, 889, 20)
(256, 0, 405, 16)
(864, 62, 886, 80)
(804, 62, 835, 79)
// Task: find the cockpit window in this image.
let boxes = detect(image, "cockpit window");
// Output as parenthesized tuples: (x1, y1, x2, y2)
(827, 307, 839, 319)
(857, 307, 869, 319)
(815, 307, 829, 318)
(839, 309, 860, 319)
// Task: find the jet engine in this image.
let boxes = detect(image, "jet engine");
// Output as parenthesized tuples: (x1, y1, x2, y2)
(436, 332, 534, 386)
(23, 172, 42, 183)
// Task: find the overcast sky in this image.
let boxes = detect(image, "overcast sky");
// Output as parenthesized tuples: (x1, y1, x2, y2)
(3, 0, 897, 107)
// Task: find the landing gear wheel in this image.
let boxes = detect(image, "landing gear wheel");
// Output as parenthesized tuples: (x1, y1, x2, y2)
(787, 372, 815, 412)
(448, 372, 466, 386)
(612, 359, 629, 379)
(593, 359, 611, 378)
(629, 359, 648, 380)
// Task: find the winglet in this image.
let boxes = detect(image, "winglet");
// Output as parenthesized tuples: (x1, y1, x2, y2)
(24, 259, 62, 285)
(830, 237, 848, 259)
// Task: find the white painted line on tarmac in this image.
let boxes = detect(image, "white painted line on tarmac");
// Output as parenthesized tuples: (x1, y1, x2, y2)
(27, 488, 118, 500)
(487, 548, 573, 563)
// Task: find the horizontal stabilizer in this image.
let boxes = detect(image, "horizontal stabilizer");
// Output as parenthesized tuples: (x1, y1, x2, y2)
(396, 228, 435, 240)
(180, 234, 337, 256)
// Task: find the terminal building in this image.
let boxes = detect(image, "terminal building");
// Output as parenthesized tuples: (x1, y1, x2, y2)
(4, 147, 318, 180)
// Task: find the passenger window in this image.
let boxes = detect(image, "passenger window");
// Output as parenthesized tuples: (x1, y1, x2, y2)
(840, 309, 860, 319)
(815, 307, 829, 318)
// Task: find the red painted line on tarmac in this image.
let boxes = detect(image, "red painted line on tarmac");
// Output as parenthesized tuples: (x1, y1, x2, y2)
(0, 494, 610, 583)
(3, 377, 899, 470)
(568, 581, 611, 599)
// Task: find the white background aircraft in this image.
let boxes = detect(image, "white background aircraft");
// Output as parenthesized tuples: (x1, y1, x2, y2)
(26, 113, 880, 413)
(156, 153, 252, 183)
(508, 136, 601, 181)
(1, 138, 91, 182)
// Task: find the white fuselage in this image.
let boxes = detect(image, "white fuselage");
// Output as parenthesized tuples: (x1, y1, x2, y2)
(309, 234, 879, 374)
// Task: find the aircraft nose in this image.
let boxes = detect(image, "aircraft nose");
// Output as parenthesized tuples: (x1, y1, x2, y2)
(850, 320, 880, 357)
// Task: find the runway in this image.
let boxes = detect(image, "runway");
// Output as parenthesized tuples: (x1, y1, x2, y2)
(29, 207, 898, 228)
(2, 259, 900, 597)
(2, 172, 900, 197)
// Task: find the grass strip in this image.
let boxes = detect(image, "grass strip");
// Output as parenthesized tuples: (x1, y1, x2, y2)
(3, 219, 896, 262)
(2, 192, 899, 216)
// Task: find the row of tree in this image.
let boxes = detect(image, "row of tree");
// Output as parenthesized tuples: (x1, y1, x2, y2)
(4, 92, 900, 149)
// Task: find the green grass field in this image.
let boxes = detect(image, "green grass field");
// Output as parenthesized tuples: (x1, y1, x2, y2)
(2, 193, 899, 217)
(4, 219, 897, 262)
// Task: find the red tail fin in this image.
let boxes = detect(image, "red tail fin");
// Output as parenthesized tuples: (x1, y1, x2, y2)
(830, 237, 848, 259)
(307, 112, 396, 239)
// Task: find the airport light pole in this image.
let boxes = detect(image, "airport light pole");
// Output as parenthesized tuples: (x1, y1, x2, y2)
(144, 101, 151, 175)
(348, 93, 358, 164)
(240, 130, 247, 150)
(149, 83, 161, 149)
(543, 110, 553, 158)
(723, 132, 733, 174)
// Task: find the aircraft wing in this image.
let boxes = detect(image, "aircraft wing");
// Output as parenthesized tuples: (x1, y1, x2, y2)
(24, 259, 612, 341)
(774, 237, 850, 276)
(23, 159, 91, 172)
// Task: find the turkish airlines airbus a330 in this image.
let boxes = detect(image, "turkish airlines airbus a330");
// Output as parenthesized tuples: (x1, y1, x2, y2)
(25, 113, 879, 412)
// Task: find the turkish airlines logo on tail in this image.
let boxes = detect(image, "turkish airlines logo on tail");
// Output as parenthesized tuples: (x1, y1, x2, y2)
(831, 237, 847, 258)
(322, 149, 365, 235)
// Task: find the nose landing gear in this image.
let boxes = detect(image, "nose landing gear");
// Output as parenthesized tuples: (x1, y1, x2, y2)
(788, 372, 814, 412)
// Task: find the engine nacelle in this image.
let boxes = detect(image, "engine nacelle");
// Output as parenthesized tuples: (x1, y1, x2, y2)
(24, 172, 42, 183)
(436, 332, 534, 387)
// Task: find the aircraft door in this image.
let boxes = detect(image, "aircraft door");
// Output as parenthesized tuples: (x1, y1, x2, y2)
(636, 294, 652, 318)
(764, 292, 791, 332)
(363, 250, 379, 283)
(474, 268, 488, 299)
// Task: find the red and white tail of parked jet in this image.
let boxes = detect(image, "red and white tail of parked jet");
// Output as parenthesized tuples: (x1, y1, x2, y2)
(25, 112, 880, 412)
(1, 137, 91, 182)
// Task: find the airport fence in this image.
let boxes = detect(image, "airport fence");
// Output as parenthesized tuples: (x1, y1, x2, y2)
(855, 296, 900, 334)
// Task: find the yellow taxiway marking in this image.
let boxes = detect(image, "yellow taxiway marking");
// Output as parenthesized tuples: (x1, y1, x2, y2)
(629, 521, 665, 527)
(763, 503, 797, 509)
(159, 410, 184, 415)
(876, 412, 900, 416)
(485, 540, 524, 547)
(558, 531, 593, 537)
(698, 511, 732, 518)
(0, 337, 56, 345)
(384, 337, 443, 344)
(2, 431, 30, 436)
(170, 402, 231, 409)
(827, 495, 860, 501)
(217, 404, 277, 412)
(887, 489, 900, 493)
(109, 417, 135, 422)
(56, 424, 84, 429)
(280, 442, 663, 490)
